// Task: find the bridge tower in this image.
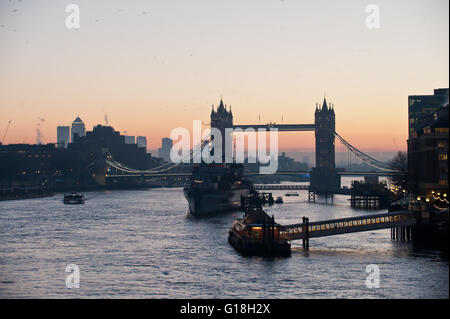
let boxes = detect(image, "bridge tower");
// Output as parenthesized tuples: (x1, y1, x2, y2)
(210, 98, 233, 162)
(310, 98, 341, 193)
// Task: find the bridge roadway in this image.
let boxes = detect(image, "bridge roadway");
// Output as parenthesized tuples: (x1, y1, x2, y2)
(233, 124, 315, 132)
(278, 211, 416, 241)
(105, 171, 400, 178)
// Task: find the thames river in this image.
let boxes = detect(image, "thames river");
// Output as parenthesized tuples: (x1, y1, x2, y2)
(0, 180, 448, 298)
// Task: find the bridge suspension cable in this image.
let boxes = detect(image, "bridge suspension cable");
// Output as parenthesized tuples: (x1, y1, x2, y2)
(334, 132, 400, 173)
(106, 136, 213, 175)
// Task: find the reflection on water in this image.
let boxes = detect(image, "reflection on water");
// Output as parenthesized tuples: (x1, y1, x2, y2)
(0, 183, 448, 298)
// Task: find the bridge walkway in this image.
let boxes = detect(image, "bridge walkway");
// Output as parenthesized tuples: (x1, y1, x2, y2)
(279, 211, 416, 241)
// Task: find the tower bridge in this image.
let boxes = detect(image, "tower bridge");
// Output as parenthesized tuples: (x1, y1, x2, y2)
(105, 97, 400, 192)
(209, 97, 397, 193)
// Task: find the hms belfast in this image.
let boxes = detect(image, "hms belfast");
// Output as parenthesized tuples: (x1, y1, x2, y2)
(184, 99, 255, 216)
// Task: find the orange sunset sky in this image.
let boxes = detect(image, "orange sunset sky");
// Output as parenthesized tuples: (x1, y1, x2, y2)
(0, 0, 448, 151)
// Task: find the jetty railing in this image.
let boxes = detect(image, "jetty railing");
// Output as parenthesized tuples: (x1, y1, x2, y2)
(280, 211, 416, 241)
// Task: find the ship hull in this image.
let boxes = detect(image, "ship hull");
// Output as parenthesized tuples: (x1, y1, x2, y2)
(228, 229, 291, 257)
(184, 187, 251, 217)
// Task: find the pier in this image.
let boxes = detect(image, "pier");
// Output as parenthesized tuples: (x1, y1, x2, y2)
(279, 211, 416, 246)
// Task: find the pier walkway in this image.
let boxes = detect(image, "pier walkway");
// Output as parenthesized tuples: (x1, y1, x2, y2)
(279, 211, 416, 241)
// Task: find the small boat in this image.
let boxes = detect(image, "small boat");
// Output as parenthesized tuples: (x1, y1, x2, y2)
(229, 195, 291, 257)
(275, 196, 283, 204)
(228, 209, 291, 256)
(64, 192, 85, 204)
(285, 193, 299, 197)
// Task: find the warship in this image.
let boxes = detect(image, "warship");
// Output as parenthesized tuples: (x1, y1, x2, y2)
(183, 163, 254, 217)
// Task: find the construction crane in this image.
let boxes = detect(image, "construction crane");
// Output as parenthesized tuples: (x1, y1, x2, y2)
(1, 120, 11, 144)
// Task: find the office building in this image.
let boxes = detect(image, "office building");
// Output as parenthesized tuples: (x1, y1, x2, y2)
(124, 135, 135, 144)
(408, 88, 449, 137)
(408, 103, 449, 196)
(136, 136, 147, 151)
(71, 117, 86, 142)
(69, 125, 157, 170)
(57, 126, 70, 148)
(158, 137, 173, 162)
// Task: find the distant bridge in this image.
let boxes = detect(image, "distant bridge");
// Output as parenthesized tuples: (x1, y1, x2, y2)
(104, 170, 401, 179)
(104, 98, 402, 183)
(253, 184, 309, 191)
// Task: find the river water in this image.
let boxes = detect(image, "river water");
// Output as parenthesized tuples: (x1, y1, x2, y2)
(0, 179, 448, 298)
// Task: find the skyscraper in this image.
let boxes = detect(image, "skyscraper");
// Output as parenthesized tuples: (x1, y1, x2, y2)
(56, 126, 70, 148)
(158, 137, 173, 162)
(136, 136, 147, 151)
(71, 117, 86, 142)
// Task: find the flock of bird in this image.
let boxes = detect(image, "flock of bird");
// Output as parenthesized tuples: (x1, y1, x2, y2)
(0, 2, 150, 33)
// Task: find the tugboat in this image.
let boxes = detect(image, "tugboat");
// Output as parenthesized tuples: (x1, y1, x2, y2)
(63, 192, 85, 204)
(275, 196, 283, 204)
(184, 163, 254, 217)
(228, 194, 291, 256)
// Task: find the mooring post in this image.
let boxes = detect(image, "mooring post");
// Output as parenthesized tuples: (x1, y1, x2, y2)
(305, 217, 310, 250)
(302, 216, 306, 249)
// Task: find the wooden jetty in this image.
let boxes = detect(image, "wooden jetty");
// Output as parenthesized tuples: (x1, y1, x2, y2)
(279, 210, 416, 249)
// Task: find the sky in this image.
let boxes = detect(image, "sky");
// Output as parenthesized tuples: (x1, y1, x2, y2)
(0, 0, 448, 151)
